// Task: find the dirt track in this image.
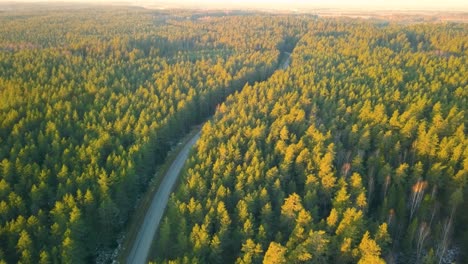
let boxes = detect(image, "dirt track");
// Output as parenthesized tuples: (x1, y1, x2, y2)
(126, 131, 201, 264)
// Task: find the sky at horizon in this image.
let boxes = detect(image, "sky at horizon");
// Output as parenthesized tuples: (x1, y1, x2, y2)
(2, 0, 467, 11)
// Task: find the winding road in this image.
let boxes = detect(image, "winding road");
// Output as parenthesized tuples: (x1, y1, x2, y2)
(126, 131, 201, 264)
(126, 51, 292, 264)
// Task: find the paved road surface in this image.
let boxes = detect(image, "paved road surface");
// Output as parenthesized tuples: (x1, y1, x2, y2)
(126, 131, 201, 264)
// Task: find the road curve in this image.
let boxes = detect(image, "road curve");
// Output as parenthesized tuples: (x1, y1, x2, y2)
(127, 131, 201, 264)
(126, 51, 292, 264)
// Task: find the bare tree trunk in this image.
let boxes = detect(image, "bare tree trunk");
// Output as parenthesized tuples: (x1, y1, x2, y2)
(416, 222, 430, 263)
(429, 202, 438, 227)
(409, 179, 428, 221)
(437, 207, 455, 264)
(368, 174, 374, 208)
(383, 175, 391, 199)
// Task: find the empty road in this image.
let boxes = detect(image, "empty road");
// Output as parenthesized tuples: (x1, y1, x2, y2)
(126, 131, 201, 264)
(126, 50, 292, 264)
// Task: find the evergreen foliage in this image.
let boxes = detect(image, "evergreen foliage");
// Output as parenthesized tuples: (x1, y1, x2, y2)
(0, 7, 305, 263)
(152, 19, 467, 264)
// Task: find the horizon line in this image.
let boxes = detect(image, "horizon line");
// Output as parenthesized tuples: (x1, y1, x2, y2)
(1, 1, 468, 12)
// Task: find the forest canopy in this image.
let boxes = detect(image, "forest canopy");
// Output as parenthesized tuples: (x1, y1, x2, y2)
(0, 7, 305, 263)
(0, 5, 467, 264)
(150, 18, 467, 264)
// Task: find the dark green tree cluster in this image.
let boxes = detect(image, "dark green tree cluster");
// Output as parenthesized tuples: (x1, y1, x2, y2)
(152, 20, 467, 263)
(0, 7, 307, 263)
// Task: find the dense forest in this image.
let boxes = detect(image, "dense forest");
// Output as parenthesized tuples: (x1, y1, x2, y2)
(0, 7, 306, 263)
(150, 20, 467, 264)
(0, 5, 467, 264)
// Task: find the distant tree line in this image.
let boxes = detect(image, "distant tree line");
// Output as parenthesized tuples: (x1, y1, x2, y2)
(151, 20, 467, 264)
(0, 7, 309, 263)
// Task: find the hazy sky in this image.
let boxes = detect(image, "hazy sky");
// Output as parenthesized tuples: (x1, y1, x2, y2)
(157, 0, 467, 9)
(4, 0, 468, 11)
